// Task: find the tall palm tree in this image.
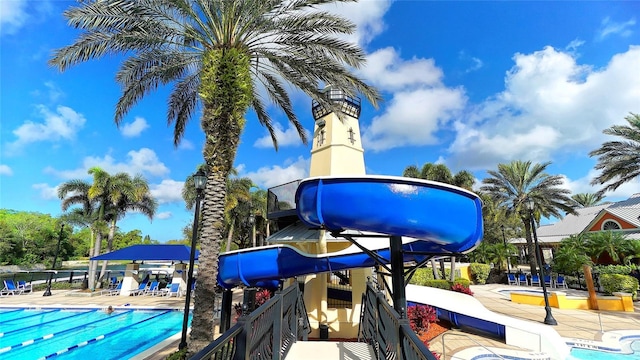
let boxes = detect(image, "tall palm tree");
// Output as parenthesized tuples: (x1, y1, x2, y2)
(572, 193, 605, 207)
(590, 113, 640, 196)
(98, 173, 157, 281)
(50, 0, 380, 350)
(481, 160, 575, 274)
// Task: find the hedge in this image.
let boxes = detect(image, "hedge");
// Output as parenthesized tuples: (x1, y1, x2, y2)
(599, 274, 638, 300)
(469, 263, 491, 284)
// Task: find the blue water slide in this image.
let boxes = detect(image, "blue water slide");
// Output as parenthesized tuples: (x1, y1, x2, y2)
(217, 175, 484, 289)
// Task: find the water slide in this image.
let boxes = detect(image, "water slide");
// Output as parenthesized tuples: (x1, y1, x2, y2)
(217, 175, 569, 357)
(217, 175, 483, 289)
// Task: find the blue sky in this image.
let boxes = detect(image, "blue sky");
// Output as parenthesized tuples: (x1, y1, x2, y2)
(1, 1, 639, 242)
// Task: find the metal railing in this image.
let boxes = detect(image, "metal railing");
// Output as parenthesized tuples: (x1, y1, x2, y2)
(192, 283, 310, 360)
(359, 281, 438, 360)
(441, 333, 506, 359)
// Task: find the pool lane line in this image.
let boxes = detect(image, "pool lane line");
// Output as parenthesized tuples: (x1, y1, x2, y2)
(38, 309, 173, 359)
(0, 309, 56, 323)
(0, 310, 134, 354)
(0, 309, 97, 337)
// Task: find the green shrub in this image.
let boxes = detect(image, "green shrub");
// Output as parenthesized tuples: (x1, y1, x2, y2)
(409, 268, 435, 285)
(423, 279, 451, 290)
(469, 263, 491, 284)
(599, 274, 638, 300)
(593, 264, 639, 275)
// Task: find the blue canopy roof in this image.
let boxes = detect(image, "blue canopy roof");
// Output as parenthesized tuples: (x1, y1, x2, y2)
(90, 244, 199, 261)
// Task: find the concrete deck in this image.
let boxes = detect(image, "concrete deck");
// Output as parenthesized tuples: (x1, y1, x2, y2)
(2, 284, 639, 359)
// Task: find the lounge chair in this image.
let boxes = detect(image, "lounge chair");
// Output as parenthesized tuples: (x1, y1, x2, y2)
(101, 281, 122, 296)
(130, 282, 149, 296)
(531, 274, 541, 287)
(544, 275, 553, 288)
(18, 281, 32, 294)
(3, 280, 23, 295)
(164, 283, 181, 297)
(143, 281, 159, 296)
(108, 277, 119, 289)
(507, 273, 519, 286)
(555, 275, 567, 288)
(518, 273, 528, 286)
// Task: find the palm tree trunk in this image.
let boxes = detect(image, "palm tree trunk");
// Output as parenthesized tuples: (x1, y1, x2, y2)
(225, 220, 235, 252)
(449, 256, 456, 282)
(430, 259, 439, 279)
(89, 231, 102, 290)
(98, 220, 117, 282)
(189, 171, 227, 353)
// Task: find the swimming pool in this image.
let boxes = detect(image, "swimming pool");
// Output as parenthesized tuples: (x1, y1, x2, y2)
(569, 338, 640, 359)
(0, 307, 188, 359)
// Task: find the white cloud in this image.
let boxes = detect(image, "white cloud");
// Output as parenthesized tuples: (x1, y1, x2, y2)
(0, 0, 28, 35)
(357, 47, 467, 152)
(156, 211, 172, 220)
(178, 139, 195, 150)
(242, 157, 309, 189)
(254, 123, 309, 148)
(362, 87, 466, 151)
(561, 169, 640, 202)
(7, 105, 86, 154)
(150, 180, 185, 204)
(0, 165, 12, 176)
(32, 183, 58, 200)
(121, 117, 149, 137)
(321, 0, 392, 46)
(446, 45, 640, 169)
(597, 17, 636, 40)
(359, 47, 444, 91)
(44, 148, 170, 179)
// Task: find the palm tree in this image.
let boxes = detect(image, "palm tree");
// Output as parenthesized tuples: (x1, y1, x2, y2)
(98, 173, 157, 281)
(481, 160, 575, 274)
(572, 193, 605, 207)
(50, 1, 380, 350)
(590, 113, 640, 196)
(586, 231, 627, 264)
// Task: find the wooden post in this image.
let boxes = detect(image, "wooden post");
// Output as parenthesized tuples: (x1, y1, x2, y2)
(583, 265, 599, 310)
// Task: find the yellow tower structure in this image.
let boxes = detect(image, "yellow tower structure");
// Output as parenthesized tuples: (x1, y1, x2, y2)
(302, 87, 372, 339)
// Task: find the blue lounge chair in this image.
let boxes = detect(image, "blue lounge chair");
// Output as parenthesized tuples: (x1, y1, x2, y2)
(164, 283, 181, 297)
(18, 280, 32, 293)
(143, 281, 159, 296)
(3, 280, 23, 295)
(518, 273, 528, 286)
(101, 281, 122, 296)
(555, 275, 567, 289)
(130, 281, 149, 296)
(544, 275, 553, 288)
(507, 273, 519, 286)
(531, 274, 541, 287)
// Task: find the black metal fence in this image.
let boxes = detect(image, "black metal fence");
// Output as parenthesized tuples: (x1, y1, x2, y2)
(192, 283, 310, 360)
(359, 281, 438, 360)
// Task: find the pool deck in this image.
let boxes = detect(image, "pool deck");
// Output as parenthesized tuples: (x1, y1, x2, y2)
(2, 285, 639, 359)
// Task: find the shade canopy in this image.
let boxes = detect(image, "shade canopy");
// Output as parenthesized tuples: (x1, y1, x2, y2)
(91, 244, 199, 262)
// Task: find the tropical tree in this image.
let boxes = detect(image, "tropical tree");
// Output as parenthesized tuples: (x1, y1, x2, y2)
(51, 1, 380, 351)
(481, 160, 575, 274)
(572, 193, 605, 207)
(98, 173, 157, 281)
(551, 234, 592, 274)
(586, 231, 628, 264)
(590, 113, 640, 196)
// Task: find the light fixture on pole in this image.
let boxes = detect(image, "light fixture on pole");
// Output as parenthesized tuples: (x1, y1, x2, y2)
(525, 198, 557, 326)
(501, 225, 510, 274)
(179, 168, 207, 350)
(248, 213, 256, 247)
(44, 224, 65, 297)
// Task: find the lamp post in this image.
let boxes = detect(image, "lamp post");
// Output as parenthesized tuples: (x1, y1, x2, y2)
(179, 169, 207, 350)
(525, 199, 557, 326)
(249, 213, 256, 247)
(44, 224, 64, 297)
(501, 225, 510, 274)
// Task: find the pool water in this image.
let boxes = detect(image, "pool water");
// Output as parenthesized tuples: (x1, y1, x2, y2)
(0, 307, 188, 359)
(570, 340, 640, 359)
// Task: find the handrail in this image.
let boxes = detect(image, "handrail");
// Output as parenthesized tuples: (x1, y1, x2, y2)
(441, 332, 507, 359)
